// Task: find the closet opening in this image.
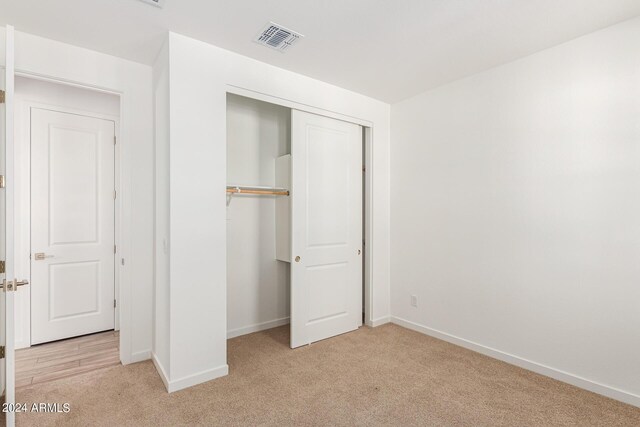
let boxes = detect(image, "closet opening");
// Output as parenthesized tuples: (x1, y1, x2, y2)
(226, 93, 371, 354)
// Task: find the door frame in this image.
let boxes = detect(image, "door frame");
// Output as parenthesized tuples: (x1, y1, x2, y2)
(225, 85, 375, 327)
(12, 73, 125, 358)
(2, 25, 17, 427)
(15, 93, 120, 348)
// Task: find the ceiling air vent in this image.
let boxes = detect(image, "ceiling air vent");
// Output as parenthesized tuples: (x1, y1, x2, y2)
(137, 0, 165, 8)
(254, 22, 303, 52)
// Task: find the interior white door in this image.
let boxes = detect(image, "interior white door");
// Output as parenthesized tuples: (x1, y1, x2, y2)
(290, 110, 362, 348)
(31, 108, 115, 345)
(2, 25, 17, 427)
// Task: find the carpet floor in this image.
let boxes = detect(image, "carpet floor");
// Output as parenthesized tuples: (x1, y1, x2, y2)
(13, 324, 640, 426)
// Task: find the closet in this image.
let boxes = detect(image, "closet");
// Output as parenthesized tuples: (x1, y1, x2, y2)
(226, 94, 364, 348)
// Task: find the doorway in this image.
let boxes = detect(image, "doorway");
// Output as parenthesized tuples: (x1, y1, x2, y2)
(13, 76, 120, 348)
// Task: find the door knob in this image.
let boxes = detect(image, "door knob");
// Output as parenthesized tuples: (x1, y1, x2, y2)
(295, 256, 301, 262)
(34, 253, 53, 261)
(2, 279, 29, 291)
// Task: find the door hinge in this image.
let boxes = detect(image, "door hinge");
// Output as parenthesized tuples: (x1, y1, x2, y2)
(114, 245, 117, 254)
(0, 346, 4, 359)
(113, 190, 117, 200)
(0, 175, 5, 189)
(114, 136, 117, 145)
(0, 90, 5, 104)
(114, 299, 117, 308)
(0, 260, 4, 274)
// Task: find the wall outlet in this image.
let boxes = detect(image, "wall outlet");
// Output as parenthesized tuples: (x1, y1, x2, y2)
(410, 295, 418, 308)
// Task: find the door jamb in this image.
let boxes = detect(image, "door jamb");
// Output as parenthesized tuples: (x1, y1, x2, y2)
(363, 127, 373, 326)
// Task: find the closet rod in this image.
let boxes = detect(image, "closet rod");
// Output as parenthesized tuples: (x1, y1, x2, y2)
(226, 185, 289, 196)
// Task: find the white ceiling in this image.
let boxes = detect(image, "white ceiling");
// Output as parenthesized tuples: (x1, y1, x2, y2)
(2, 0, 640, 103)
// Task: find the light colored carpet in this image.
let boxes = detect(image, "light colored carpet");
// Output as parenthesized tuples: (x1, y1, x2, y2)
(14, 324, 640, 426)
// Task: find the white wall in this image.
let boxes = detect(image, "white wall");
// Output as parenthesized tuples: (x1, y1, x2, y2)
(1, 27, 154, 364)
(13, 76, 120, 349)
(15, 76, 119, 113)
(155, 32, 390, 392)
(152, 39, 170, 381)
(226, 94, 291, 338)
(391, 16, 640, 406)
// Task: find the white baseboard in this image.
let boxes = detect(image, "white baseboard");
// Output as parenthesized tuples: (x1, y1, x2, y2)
(152, 351, 228, 393)
(391, 316, 640, 408)
(370, 315, 391, 327)
(227, 317, 290, 339)
(129, 350, 151, 364)
(151, 352, 170, 391)
(167, 364, 229, 393)
(15, 340, 30, 350)
(120, 348, 151, 365)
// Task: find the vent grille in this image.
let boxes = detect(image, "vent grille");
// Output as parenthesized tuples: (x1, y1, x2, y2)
(255, 22, 303, 52)
(137, 0, 165, 8)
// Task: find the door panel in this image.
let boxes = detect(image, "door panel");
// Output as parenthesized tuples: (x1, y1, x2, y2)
(290, 110, 362, 348)
(1, 52, 6, 405)
(2, 25, 17, 427)
(31, 108, 115, 345)
(49, 261, 100, 319)
(49, 126, 100, 244)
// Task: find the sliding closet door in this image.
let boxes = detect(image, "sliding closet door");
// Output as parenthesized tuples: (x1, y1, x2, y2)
(290, 110, 362, 348)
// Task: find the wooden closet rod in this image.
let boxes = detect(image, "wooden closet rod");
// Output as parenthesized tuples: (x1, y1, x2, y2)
(226, 185, 289, 196)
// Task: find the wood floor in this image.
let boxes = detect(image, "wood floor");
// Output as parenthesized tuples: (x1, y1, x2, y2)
(16, 331, 120, 388)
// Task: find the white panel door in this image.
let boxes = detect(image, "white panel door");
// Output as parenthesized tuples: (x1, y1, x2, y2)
(31, 108, 115, 345)
(290, 110, 362, 348)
